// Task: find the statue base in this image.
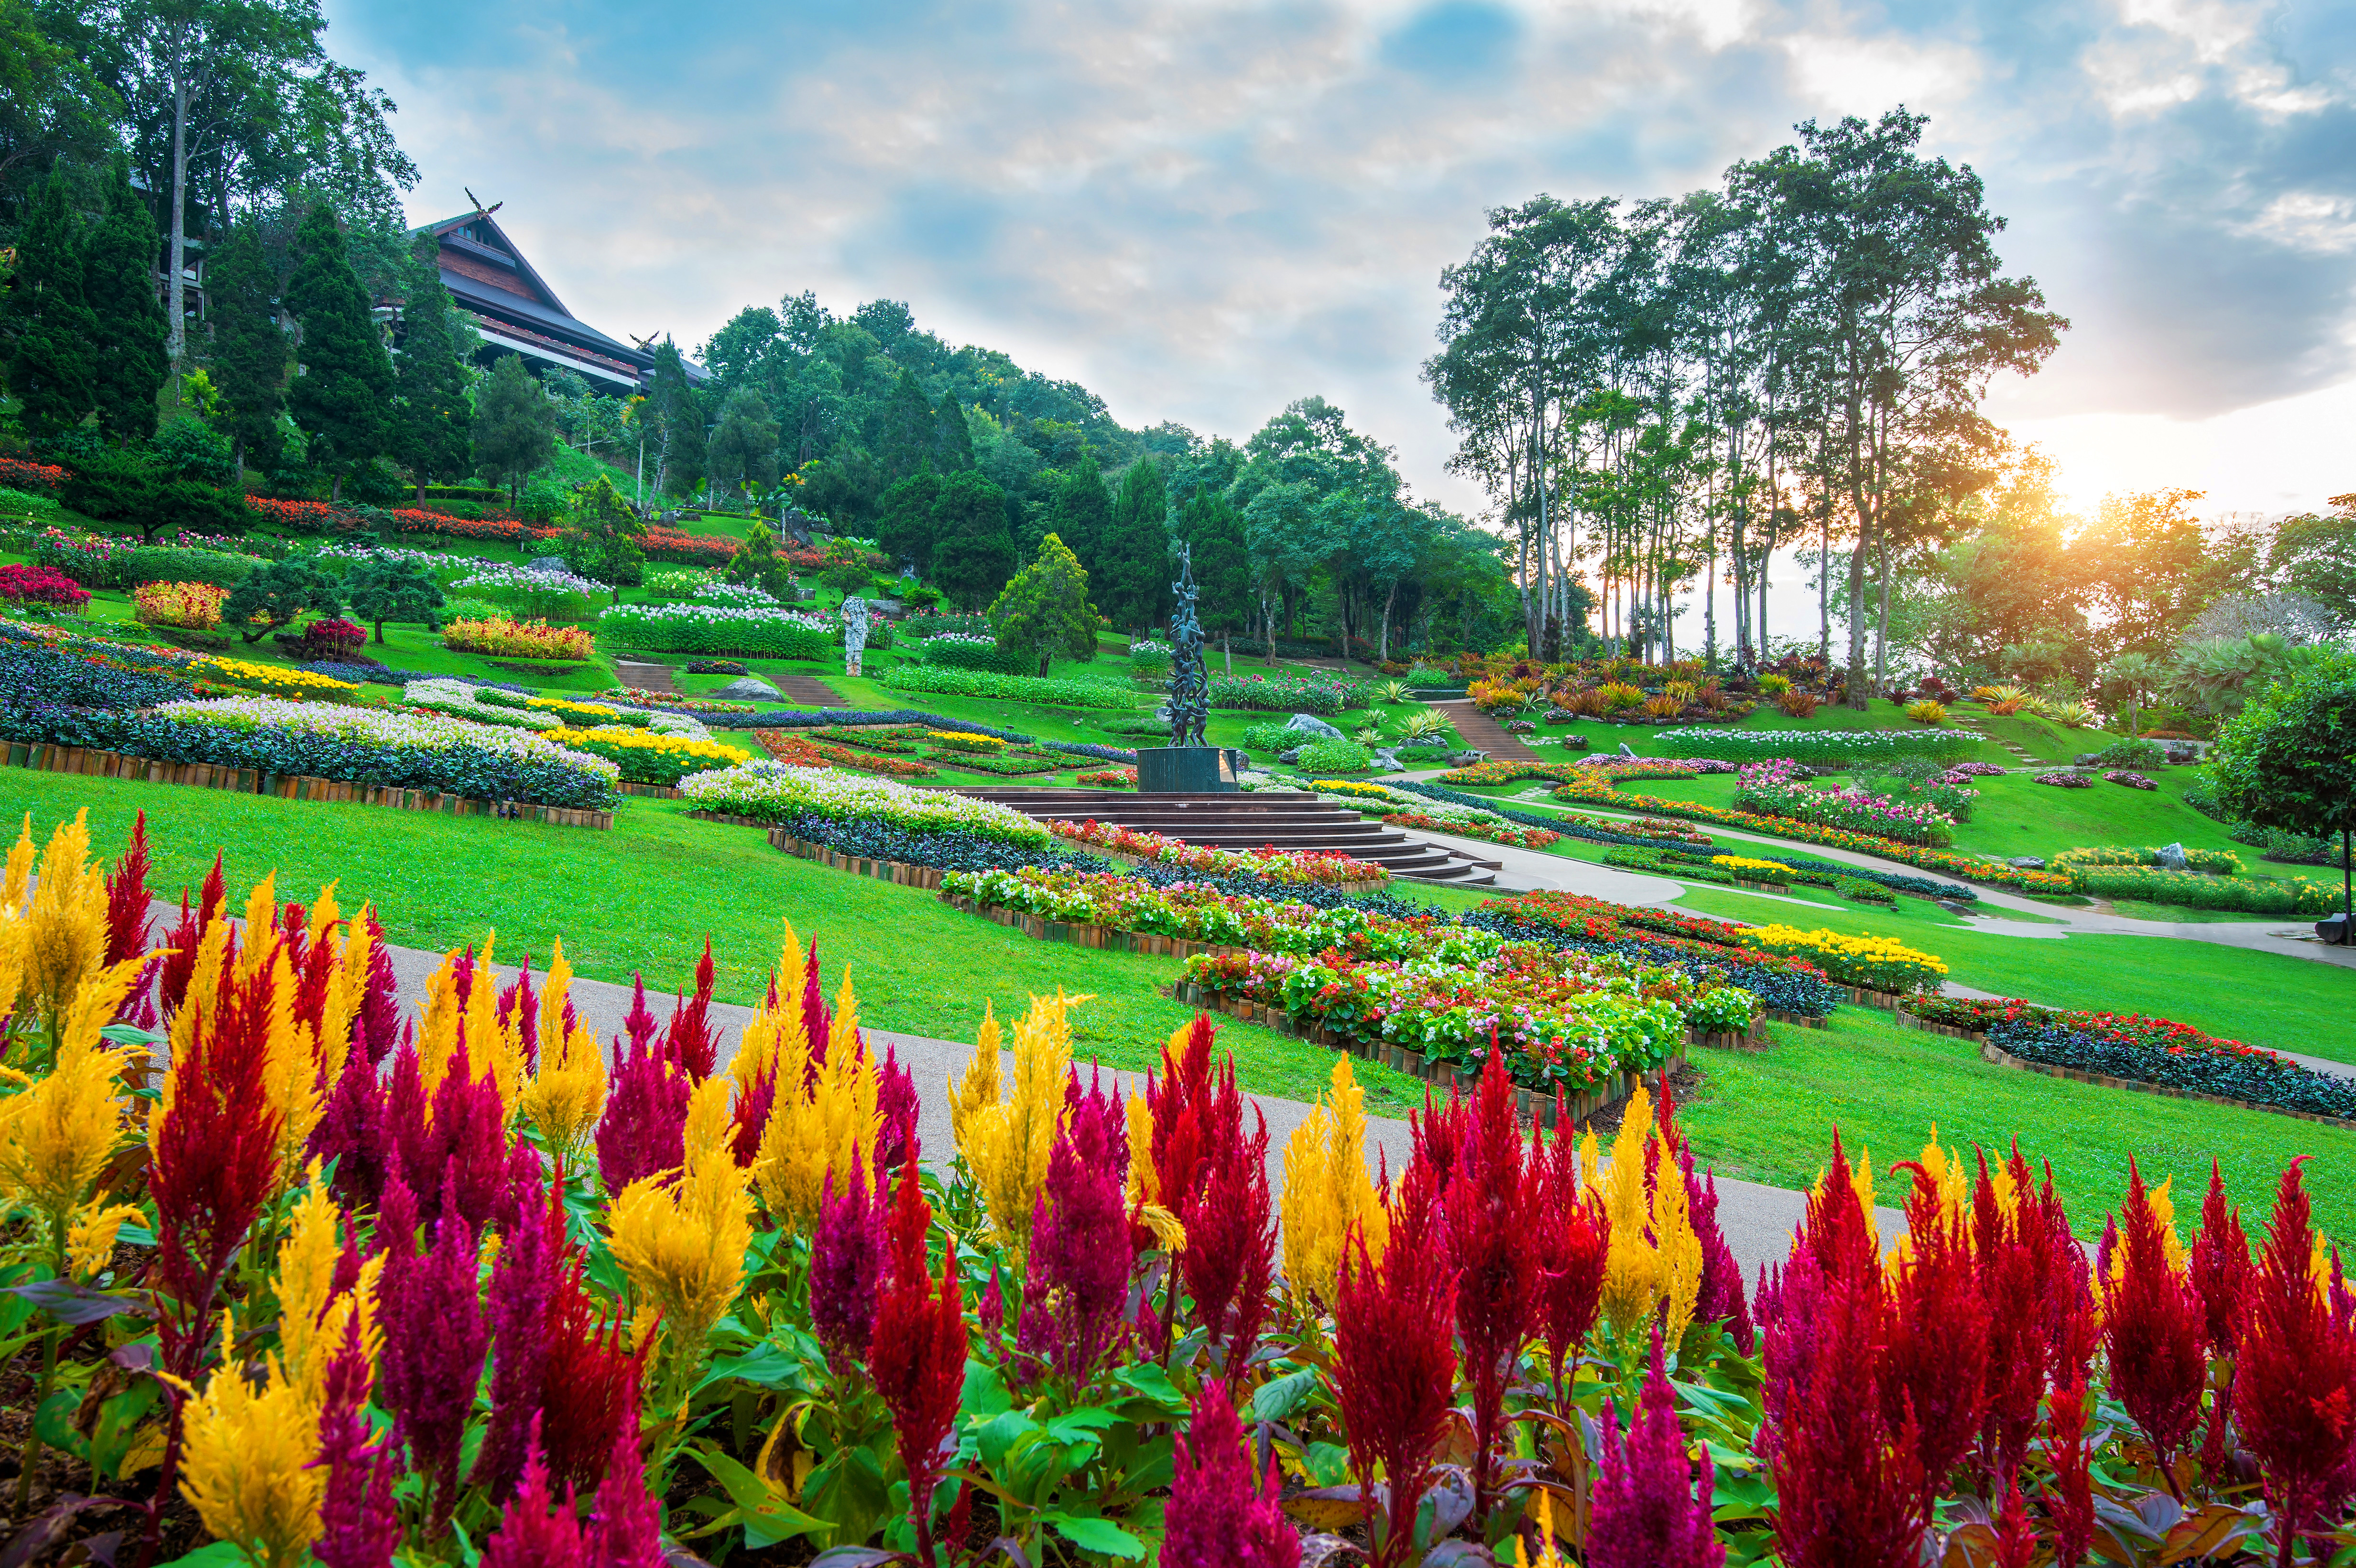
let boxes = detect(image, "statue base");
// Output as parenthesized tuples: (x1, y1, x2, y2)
(1134, 746, 1248, 794)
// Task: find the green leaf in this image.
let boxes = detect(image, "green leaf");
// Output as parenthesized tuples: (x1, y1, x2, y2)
(1042, 1405, 1121, 1446)
(699, 1340, 805, 1391)
(1044, 1512, 1146, 1559)
(975, 1410, 1039, 1473)
(960, 1357, 1013, 1420)
(1112, 1360, 1188, 1415)
(1252, 1367, 1320, 1423)
(684, 1444, 830, 1549)
(152, 1545, 247, 1568)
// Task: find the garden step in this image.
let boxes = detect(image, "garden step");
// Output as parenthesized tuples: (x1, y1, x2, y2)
(611, 657, 678, 694)
(1430, 700, 1541, 762)
(774, 674, 849, 708)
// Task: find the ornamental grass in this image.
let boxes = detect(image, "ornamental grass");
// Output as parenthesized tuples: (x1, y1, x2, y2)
(10, 812, 2356, 1566)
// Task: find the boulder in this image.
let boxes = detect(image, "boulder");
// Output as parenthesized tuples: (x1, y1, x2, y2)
(2007, 857, 2047, 870)
(1619, 742, 1638, 759)
(1276, 746, 1305, 767)
(1370, 748, 1403, 773)
(711, 676, 783, 701)
(1283, 713, 1347, 742)
(2155, 841, 2190, 871)
(528, 556, 569, 574)
(1450, 750, 1487, 766)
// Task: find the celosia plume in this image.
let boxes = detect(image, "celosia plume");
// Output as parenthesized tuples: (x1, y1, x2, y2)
(809, 1150, 889, 1362)
(869, 1164, 968, 1568)
(1162, 1378, 1293, 1568)
(1586, 1328, 1725, 1568)
(2236, 1158, 2356, 1558)
(954, 988, 1083, 1251)
(1436, 1046, 1539, 1528)
(375, 1174, 491, 1526)
(2101, 1159, 2208, 1494)
(1334, 1214, 1457, 1568)
(597, 1021, 692, 1194)
(1017, 1075, 1135, 1387)
(1279, 1056, 1387, 1308)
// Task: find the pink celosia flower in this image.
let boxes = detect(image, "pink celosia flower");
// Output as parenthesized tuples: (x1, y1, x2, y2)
(1587, 1329, 1724, 1568)
(1163, 1378, 1292, 1568)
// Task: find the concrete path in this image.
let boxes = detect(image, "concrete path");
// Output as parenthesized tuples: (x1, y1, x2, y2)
(145, 897, 1896, 1285)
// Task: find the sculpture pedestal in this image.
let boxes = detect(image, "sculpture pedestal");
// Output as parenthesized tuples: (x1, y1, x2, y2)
(1134, 746, 1247, 793)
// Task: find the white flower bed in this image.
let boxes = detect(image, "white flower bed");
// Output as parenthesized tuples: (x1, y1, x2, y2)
(157, 696, 621, 779)
(449, 562, 606, 597)
(691, 580, 779, 607)
(678, 762, 1051, 846)
(401, 678, 565, 729)
(312, 543, 445, 569)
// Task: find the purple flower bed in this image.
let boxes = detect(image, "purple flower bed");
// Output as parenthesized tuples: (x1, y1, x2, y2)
(1729, 757, 1962, 845)
(1948, 762, 2009, 777)
(2104, 771, 2157, 790)
(2035, 771, 2093, 788)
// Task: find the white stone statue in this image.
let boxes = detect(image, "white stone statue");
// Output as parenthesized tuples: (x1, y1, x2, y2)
(841, 595, 870, 676)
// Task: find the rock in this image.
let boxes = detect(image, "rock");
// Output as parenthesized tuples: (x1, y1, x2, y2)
(1619, 742, 1638, 759)
(1371, 748, 1403, 772)
(527, 556, 569, 573)
(1450, 750, 1487, 766)
(2007, 857, 2047, 870)
(1276, 746, 1305, 766)
(2155, 841, 2190, 871)
(2073, 753, 2100, 767)
(712, 677, 783, 701)
(1283, 713, 1347, 741)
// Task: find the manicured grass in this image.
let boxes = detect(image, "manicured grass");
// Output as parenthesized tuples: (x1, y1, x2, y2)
(0, 772, 1429, 1114)
(1678, 1008, 2356, 1239)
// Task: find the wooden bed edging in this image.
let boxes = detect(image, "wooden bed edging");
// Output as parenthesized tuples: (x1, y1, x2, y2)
(3, 740, 615, 828)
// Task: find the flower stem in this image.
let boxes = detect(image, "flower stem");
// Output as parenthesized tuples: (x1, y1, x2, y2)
(13, 1317, 62, 1515)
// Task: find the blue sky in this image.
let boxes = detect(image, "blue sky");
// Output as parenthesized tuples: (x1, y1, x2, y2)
(330, 0, 2356, 521)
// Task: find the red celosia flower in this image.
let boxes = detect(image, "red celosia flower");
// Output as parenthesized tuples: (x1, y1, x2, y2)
(2188, 1160, 2254, 1475)
(1439, 1046, 1538, 1530)
(354, 914, 402, 1067)
(2045, 1376, 2094, 1568)
(1163, 1378, 1292, 1568)
(101, 810, 154, 1024)
(154, 854, 226, 1017)
(1766, 1265, 1926, 1568)
(1531, 1107, 1607, 1410)
(661, 938, 718, 1080)
(1179, 1098, 1274, 1373)
(2237, 1159, 2356, 1563)
(2101, 1160, 2207, 1496)
(497, 961, 541, 1076)
(1885, 1161, 1990, 1508)
(1991, 1476, 2039, 1568)
(877, 1041, 920, 1169)
(1587, 1329, 1724, 1568)
(1019, 1086, 1134, 1387)
(870, 1166, 967, 1568)
(595, 1026, 691, 1194)
(536, 1255, 646, 1496)
(1334, 1217, 1457, 1568)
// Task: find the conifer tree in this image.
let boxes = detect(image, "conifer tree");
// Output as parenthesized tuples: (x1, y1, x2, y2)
(988, 532, 1100, 675)
(932, 395, 974, 472)
(3, 165, 98, 436)
(647, 338, 705, 498)
(558, 474, 648, 602)
(1176, 490, 1253, 635)
(879, 366, 935, 483)
(471, 353, 556, 503)
(705, 386, 780, 502)
(1096, 457, 1171, 630)
(391, 230, 473, 491)
(203, 218, 288, 478)
(284, 206, 394, 498)
(877, 471, 944, 577)
(1051, 450, 1113, 576)
(931, 469, 1017, 610)
(84, 156, 169, 441)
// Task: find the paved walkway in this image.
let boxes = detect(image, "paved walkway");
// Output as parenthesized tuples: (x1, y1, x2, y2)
(144, 898, 1895, 1284)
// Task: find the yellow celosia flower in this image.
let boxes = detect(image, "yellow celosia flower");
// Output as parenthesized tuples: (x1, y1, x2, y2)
(23, 810, 109, 1025)
(1278, 1057, 1386, 1308)
(1652, 1150, 1703, 1349)
(956, 990, 1085, 1250)
(753, 1011, 881, 1230)
(946, 1000, 1002, 1152)
(0, 958, 145, 1217)
(609, 1145, 754, 1345)
(683, 1074, 734, 1165)
(1595, 1086, 1705, 1351)
(65, 1194, 145, 1278)
(415, 935, 495, 1098)
(520, 1025, 607, 1161)
(179, 1315, 331, 1568)
(259, 947, 324, 1181)
(239, 873, 278, 979)
(1124, 1093, 1157, 1208)
(1516, 1491, 1569, 1568)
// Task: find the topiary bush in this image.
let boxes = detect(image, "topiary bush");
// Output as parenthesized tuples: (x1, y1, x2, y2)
(122, 546, 257, 589)
(1297, 737, 1373, 773)
(2091, 737, 2165, 770)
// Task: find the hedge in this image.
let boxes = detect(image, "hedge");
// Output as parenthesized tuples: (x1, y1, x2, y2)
(122, 546, 259, 589)
(2063, 864, 2339, 915)
(1655, 726, 1980, 766)
(597, 604, 835, 658)
(878, 663, 1145, 710)
(919, 636, 1032, 676)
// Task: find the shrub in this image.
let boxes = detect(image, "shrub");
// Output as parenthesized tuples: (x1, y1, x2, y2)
(1756, 672, 1792, 695)
(2053, 845, 2243, 875)
(0, 486, 62, 523)
(1208, 671, 1365, 716)
(2035, 771, 2093, 788)
(685, 659, 749, 675)
(121, 545, 257, 589)
(920, 632, 1031, 675)
(878, 662, 1145, 710)
(1658, 727, 1978, 767)
(133, 580, 229, 629)
(1642, 693, 1682, 718)
(0, 564, 90, 610)
(1098, 714, 1174, 737)
(2092, 737, 2165, 769)
(1297, 737, 1373, 773)
(2104, 770, 2158, 789)
(442, 617, 596, 661)
(2058, 864, 2336, 915)
(1777, 688, 1820, 718)
(1904, 699, 1948, 725)
(0, 457, 66, 492)
(597, 602, 834, 658)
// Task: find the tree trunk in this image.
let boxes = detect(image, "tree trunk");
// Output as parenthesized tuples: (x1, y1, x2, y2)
(167, 79, 189, 373)
(1817, 494, 1831, 665)
(1844, 509, 1872, 709)
(1873, 534, 1893, 695)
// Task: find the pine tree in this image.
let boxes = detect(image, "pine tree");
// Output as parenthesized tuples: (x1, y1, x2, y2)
(471, 353, 556, 503)
(930, 470, 1017, 610)
(1097, 458, 1171, 630)
(284, 206, 394, 497)
(1051, 451, 1113, 576)
(84, 156, 169, 441)
(3, 165, 98, 437)
(932, 395, 974, 471)
(557, 474, 648, 602)
(987, 532, 1100, 675)
(1175, 490, 1253, 634)
(345, 556, 445, 642)
(647, 338, 705, 498)
(878, 367, 934, 483)
(877, 471, 944, 577)
(391, 229, 473, 491)
(705, 387, 780, 502)
(204, 218, 289, 478)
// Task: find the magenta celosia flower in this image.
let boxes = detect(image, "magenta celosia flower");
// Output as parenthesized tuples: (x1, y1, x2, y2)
(1163, 1378, 1292, 1568)
(393, 1034, 511, 1233)
(1439, 1047, 1537, 1530)
(355, 914, 403, 1067)
(480, 1413, 660, 1568)
(583, 1414, 664, 1568)
(877, 1042, 919, 1168)
(2236, 1158, 2356, 1554)
(471, 1163, 563, 1501)
(1683, 1149, 1753, 1353)
(1334, 1219, 1456, 1568)
(1587, 1330, 1724, 1568)
(313, 1045, 391, 1213)
(809, 1151, 889, 1363)
(595, 1029, 690, 1194)
(799, 941, 829, 1067)
(1020, 1096, 1134, 1388)
(498, 961, 541, 1076)
(313, 1325, 401, 1568)
(377, 1170, 491, 1529)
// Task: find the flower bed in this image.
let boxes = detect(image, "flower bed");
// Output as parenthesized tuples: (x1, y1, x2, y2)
(2063, 864, 2340, 916)
(1466, 888, 1845, 1016)
(681, 759, 1050, 844)
(640, 526, 740, 564)
(28, 525, 137, 587)
(1657, 725, 1980, 765)
(2054, 845, 2243, 876)
(1206, 670, 1366, 715)
(1602, 843, 1916, 905)
(1047, 819, 1391, 886)
(2104, 770, 2157, 789)
(2035, 770, 2093, 788)
(1549, 774, 2073, 893)
(1381, 810, 1561, 850)
(1733, 923, 1946, 994)
(1957, 1004, 2356, 1119)
(0, 563, 90, 609)
(0, 455, 67, 491)
(597, 602, 835, 658)
(879, 662, 1146, 710)
(1076, 766, 1137, 787)
(134, 579, 229, 629)
(191, 655, 363, 700)
(919, 631, 1029, 675)
(1731, 758, 1960, 845)
(752, 729, 939, 777)
(442, 616, 596, 661)
(543, 725, 755, 784)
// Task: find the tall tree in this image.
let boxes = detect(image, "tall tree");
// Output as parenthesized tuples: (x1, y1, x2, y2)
(0, 2, 119, 218)
(1051, 451, 1113, 575)
(989, 533, 1100, 675)
(84, 155, 170, 439)
(2, 164, 97, 436)
(878, 366, 935, 483)
(929, 469, 1016, 610)
(202, 217, 287, 477)
(705, 386, 780, 503)
(470, 353, 556, 503)
(1174, 489, 1252, 636)
(644, 337, 703, 498)
(932, 394, 975, 471)
(876, 471, 944, 577)
(284, 203, 393, 496)
(1096, 457, 1170, 630)
(556, 474, 646, 603)
(390, 228, 472, 490)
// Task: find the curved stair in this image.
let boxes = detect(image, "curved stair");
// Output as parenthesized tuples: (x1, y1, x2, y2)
(955, 788, 1501, 885)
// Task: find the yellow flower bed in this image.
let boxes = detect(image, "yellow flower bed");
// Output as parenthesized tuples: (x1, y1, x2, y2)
(1735, 923, 1948, 993)
(543, 726, 755, 785)
(1310, 778, 1397, 801)
(527, 695, 625, 722)
(1710, 854, 1793, 883)
(133, 580, 229, 630)
(442, 616, 595, 661)
(926, 729, 1006, 751)
(194, 656, 360, 697)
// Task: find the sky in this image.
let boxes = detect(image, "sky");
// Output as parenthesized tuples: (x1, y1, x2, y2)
(328, 0, 2356, 536)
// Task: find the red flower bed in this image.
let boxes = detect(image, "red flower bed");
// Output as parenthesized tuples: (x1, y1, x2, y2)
(644, 528, 739, 564)
(0, 563, 90, 608)
(0, 457, 68, 493)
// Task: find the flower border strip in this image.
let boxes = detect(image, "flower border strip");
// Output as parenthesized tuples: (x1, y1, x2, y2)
(2, 740, 616, 829)
(1977, 1038, 2354, 1127)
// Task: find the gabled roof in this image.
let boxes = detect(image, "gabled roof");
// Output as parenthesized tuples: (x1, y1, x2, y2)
(415, 211, 573, 317)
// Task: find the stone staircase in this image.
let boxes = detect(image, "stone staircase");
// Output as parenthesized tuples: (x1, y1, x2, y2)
(955, 788, 1502, 885)
(1433, 700, 1540, 762)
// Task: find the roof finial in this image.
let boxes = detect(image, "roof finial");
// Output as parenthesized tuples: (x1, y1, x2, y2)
(463, 186, 503, 219)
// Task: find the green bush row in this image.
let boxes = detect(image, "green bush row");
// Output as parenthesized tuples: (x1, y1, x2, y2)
(2068, 865, 2338, 915)
(1656, 726, 1980, 765)
(2052, 845, 2243, 876)
(878, 662, 1145, 711)
(921, 638, 1032, 676)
